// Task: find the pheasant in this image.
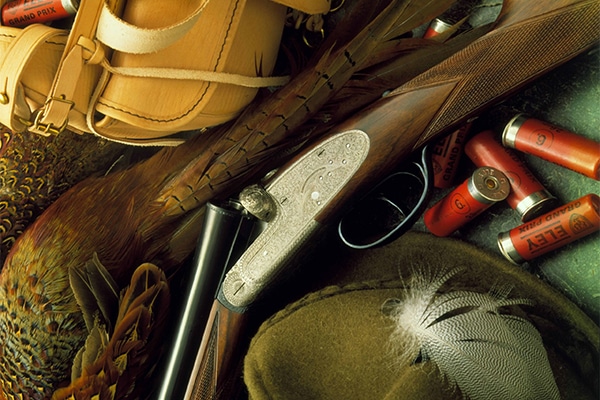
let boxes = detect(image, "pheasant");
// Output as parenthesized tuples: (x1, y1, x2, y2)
(0, 135, 212, 398)
(0, 0, 459, 397)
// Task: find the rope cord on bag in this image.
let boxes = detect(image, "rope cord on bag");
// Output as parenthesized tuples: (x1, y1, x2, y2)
(95, 0, 290, 88)
(100, 63, 291, 88)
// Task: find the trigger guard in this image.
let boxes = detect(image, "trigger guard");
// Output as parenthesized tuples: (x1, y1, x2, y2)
(338, 146, 432, 249)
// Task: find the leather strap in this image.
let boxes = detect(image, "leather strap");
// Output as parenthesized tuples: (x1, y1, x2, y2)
(0, 25, 68, 133)
(32, 0, 107, 135)
(96, 0, 288, 89)
(97, 0, 211, 54)
(35, 0, 227, 135)
(95, 0, 329, 56)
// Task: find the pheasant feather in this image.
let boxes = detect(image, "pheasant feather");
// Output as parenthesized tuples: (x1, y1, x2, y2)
(382, 267, 560, 400)
(52, 262, 169, 400)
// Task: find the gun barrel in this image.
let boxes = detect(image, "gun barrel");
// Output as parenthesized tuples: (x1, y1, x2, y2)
(157, 201, 259, 400)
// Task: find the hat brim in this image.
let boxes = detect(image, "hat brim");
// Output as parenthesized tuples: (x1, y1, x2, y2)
(244, 231, 599, 399)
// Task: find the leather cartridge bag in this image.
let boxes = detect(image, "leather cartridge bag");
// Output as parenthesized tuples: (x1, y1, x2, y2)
(0, 0, 330, 145)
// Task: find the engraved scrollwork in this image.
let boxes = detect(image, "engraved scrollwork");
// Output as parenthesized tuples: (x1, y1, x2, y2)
(223, 130, 370, 307)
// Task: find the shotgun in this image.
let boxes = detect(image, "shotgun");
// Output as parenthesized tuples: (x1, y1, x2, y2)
(185, 0, 600, 398)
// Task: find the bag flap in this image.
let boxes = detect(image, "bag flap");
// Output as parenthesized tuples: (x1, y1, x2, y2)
(92, 0, 287, 139)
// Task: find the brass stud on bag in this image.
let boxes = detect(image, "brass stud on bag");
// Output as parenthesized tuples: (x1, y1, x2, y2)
(0, 93, 8, 105)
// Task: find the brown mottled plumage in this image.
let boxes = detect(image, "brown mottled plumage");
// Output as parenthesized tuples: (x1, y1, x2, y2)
(0, 126, 127, 265)
(0, 1, 457, 397)
(0, 129, 219, 398)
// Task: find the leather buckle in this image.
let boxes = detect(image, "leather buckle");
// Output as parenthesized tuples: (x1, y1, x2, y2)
(29, 96, 74, 135)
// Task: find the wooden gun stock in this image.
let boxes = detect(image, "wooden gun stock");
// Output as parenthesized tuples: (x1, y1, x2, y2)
(184, 298, 250, 400)
(315, 0, 599, 224)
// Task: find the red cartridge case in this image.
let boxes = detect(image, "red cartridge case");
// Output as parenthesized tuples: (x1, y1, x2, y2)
(424, 166, 510, 237)
(498, 193, 600, 264)
(465, 129, 556, 222)
(431, 122, 470, 189)
(2, 0, 78, 27)
(423, 18, 453, 38)
(503, 114, 600, 180)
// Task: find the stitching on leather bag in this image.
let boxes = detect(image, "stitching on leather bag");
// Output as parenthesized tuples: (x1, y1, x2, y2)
(214, 0, 241, 72)
(0, 32, 65, 47)
(97, 83, 212, 124)
(97, 0, 247, 125)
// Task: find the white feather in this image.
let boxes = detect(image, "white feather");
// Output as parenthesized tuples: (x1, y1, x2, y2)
(382, 266, 560, 400)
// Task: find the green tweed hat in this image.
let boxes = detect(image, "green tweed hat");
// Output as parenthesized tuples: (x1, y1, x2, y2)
(243, 231, 598, 399)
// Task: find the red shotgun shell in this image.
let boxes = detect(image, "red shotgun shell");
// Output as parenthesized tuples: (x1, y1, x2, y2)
(498, 193, 600, 264)
(2, 0, 78, 27)
(465, 129, 557, 222)
(431, 123, 470, 189)
(423, 18, 453, 38)
(503, 114, 600, 180)
(424, 166, 510, 237)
